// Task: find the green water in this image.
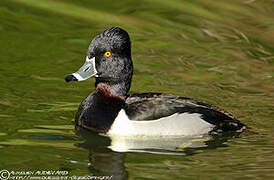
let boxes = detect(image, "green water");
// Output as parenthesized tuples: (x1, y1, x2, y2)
(0, 0, 274, 179)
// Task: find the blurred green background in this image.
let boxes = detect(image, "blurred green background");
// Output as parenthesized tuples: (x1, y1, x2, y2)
(0, 0, 273, 179)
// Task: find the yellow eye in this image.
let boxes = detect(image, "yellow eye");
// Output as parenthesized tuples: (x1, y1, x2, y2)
(104, 51, 111, 58)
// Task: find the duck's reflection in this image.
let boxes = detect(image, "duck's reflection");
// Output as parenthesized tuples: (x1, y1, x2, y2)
(88, 151, 127, 180)
(75, 126, 239, 179)
(75, 127, 128, 180)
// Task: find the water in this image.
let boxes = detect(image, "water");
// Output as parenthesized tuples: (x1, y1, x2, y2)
(1, 0, 274, 179)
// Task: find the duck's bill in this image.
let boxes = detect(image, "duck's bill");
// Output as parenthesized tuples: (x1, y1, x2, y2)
(65, 56, 97, 82)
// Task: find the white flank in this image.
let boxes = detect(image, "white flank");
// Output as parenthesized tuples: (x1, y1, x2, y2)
(107, 109, 214, 136)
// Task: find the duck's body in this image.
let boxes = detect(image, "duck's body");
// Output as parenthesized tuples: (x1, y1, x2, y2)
(74, 85, 245, 136)
(66, 27, 246, 136)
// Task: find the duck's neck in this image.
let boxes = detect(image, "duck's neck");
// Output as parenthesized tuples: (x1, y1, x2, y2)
(95, 83, 127, 100)
(95, 77, 131, 98)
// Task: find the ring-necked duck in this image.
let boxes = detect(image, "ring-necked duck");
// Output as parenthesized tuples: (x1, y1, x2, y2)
(65, 27, 246, 136)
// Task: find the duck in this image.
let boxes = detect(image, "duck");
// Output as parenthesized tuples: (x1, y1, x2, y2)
(65, 27, 246, 136)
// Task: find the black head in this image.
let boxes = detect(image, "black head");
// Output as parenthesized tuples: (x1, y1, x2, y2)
(66, 27, 133, 96)
(90, 27, 133, 95)
(88, 27, 131, 60)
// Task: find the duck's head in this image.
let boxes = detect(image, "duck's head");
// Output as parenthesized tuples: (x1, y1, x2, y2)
(65, 27, 133, 96)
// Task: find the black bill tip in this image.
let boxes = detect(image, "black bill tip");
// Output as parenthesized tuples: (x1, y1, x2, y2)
(65, 74, 78, 82)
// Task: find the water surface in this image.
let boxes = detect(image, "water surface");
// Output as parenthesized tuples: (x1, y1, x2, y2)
(0, 0, 274, 179)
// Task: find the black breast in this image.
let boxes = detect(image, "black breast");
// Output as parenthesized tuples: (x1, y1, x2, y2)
(75, 91, 125, 133)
